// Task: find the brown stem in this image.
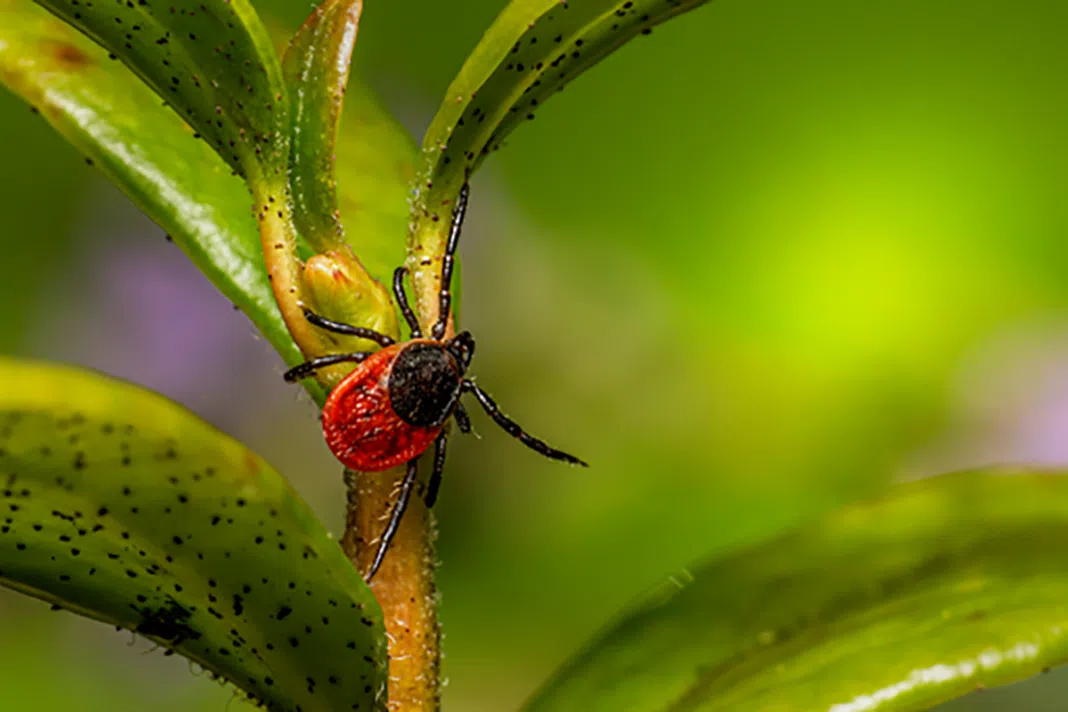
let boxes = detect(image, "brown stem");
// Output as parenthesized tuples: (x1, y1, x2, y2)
(329, 180, 458, 711)
(330, 208, 458, 710)
(276, 3, 442, 705)
(342, 467, 440, 711)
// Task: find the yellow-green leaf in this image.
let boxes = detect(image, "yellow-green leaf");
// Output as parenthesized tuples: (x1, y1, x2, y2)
(33, 0, 287, 181)
(0, 0, 418, 405)
(0, 357, 386, 712)
(407, 0, 710, 319)
(0, 2, 322, 396)
(528, 470, 1068, 712)
(283, 0, 361, 253)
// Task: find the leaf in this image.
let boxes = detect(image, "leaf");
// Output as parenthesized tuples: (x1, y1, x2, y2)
(0, 357, 386, 712)
(0, 1, 418, 405)
(277, 0, 418, 284)
(278, 0, 416, 284)
(526, 469, 1068, 712)
(33, 0, 287, 182)
(29, 0, 322, 362)
(0, 2, 321, 392)
(282, 0, 361, 253)
(406, 0, 710, 320)
(282, 0, 412, 370)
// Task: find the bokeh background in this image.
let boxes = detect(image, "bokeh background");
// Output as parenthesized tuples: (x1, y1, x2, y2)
(4, 0, 1068, 709)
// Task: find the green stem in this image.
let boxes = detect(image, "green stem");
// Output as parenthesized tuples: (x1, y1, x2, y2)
(254, 183, 327, 360)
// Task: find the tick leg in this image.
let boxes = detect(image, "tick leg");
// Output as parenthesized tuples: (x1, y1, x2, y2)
(424, 430, 449, 509)
(448, 331, 476, 370)
(453, 403, 472, 434)
(367, 458, 420, 581)
(433, 183, 470, 341)
(463, 381, 589, 467)
(392, 267, 422, 338)
(303, 308, 395, 348)
(283, 352, 372, 382)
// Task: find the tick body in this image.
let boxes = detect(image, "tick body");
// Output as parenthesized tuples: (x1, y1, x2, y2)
(285, 184, 587, 580)
(321, 340, 459, 472)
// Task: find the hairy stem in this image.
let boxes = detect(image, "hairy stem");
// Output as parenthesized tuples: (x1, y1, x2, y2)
(406, 202, 457, 336)
(254, 183, 327, 359)
(332, 207, 457, 710)
(342, 467, 440, 711)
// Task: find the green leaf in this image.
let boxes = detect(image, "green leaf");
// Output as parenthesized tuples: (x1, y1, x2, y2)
(0, 1, 418, 405)
(33, 0, 287, 181)
(282, 0, 361, 253)
(406, 0, 709, 318)
(282, 0, 415, 365)
(0, 357, 385, 712)
(527, 469, 1068, 712)
(0, 2, 319, 390)
(277, 0, 418, 286)
(28, 0, 318, 365)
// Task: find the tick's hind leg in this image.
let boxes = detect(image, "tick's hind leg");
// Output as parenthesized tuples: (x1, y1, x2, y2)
(453, 403, 472, 434)
(463, 381, 588, 467)
(367, 458, 420, 581)
(302, 308, 395, 348)
(448, 331, 476, 370)
(424, 430, 449, 509)
(283, 352, 372, 382)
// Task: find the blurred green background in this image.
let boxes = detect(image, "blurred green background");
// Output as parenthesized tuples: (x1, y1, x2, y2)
(5, 0, 1068, 709)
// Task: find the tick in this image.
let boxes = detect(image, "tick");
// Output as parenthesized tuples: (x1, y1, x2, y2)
(284, 184, 588, 579)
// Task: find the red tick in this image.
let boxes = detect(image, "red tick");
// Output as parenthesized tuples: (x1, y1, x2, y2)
(284, 184, 588, 579)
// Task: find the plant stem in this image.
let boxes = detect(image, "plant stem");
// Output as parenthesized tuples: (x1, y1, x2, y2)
(332, 192, 458, 710)
(406, 208, 455, 330)
(342, 467, 440, 711)
(254, 183, 327, 358)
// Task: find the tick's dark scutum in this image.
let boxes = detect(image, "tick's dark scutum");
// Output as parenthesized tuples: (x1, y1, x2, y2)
(388, 342, 463, 427)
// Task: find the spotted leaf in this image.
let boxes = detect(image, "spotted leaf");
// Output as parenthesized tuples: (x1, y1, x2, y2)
(0, 357, 386, 712)
(33, 0, 286, 181)
(407, 0, 710, 321)
(0, 0, 419, 405)
(27, 0, 312, 357)
(527, 469, 1068, 712)
(0, 2, 308, 379)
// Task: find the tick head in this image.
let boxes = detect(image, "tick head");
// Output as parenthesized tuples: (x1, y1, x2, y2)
(388, 341, 464, 427)
(447, 331, 475, 371)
